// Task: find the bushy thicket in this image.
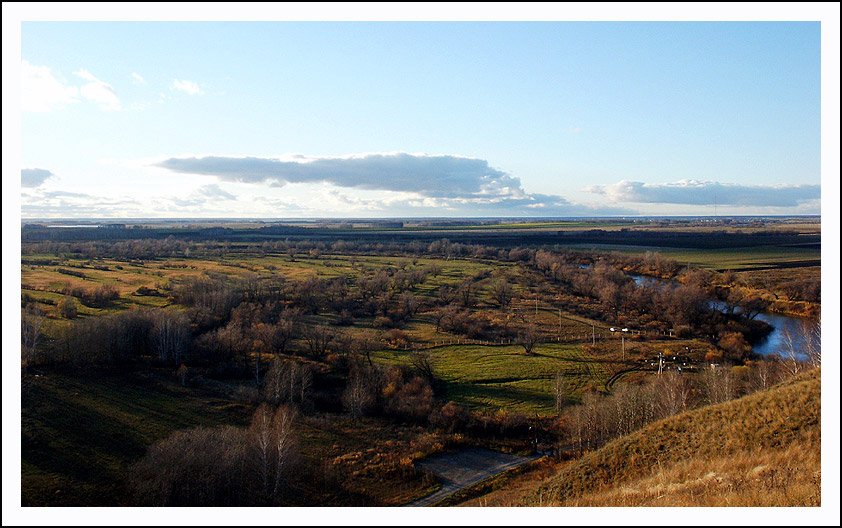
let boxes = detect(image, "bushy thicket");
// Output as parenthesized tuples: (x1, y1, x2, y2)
(559, 357, 799, 452)
(131, 404, 300, 506)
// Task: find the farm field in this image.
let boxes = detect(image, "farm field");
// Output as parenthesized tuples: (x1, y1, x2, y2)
(564, 244, 820, 271)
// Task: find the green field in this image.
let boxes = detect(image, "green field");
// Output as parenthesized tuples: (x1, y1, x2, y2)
(564, 244, 820, 270)
(373, 343, 613, 415)
(651, 245, 820, 270)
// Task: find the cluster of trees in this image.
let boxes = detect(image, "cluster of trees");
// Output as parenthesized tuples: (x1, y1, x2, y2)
(530, 250, 776, 349)
(22, 236, 577, 268)
(558, 357, 804, 451)
(131, 404, 299, 506)
(44, 308, 191, 366)
(60, 282, 120, 308)
(778, 277, 821, 303)
(532, 252, 712, 330)
(21, 305, 45, 366)
(340, 357, 437, 423)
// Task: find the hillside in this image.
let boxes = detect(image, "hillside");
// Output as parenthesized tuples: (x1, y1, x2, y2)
(465, 369, 821, 507)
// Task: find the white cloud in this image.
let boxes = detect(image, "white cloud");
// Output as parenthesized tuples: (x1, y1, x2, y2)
(156, 152, 638, 217)
(158, 152, 524, 200)
(171, 79, 203, 96)
(20, 189, 143, 218)
(131, 72, 146, 85)
(21, 60, 79, 112)
(197, 184, 237, 200)
(586, 179, 820, 208)
(72, 68, 97, 82)
(73, 69, 121, 111)
(21, 168, 56, 188)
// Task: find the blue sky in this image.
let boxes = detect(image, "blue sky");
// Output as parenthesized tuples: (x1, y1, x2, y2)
(16, 18, 826, 218)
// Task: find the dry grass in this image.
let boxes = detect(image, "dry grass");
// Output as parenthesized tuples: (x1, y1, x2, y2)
(561, 438, 820, 506)
(516, 368, 820, 507)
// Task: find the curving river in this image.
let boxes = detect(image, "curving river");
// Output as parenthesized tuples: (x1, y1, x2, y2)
(628, 274, 819, 359)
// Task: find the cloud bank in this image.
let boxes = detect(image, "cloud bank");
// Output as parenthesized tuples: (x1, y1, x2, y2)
(21, 168, 56, 188)
(158, 153, 524, 200)
(586, 180, 820, 207)
(156, 152, 636, 217)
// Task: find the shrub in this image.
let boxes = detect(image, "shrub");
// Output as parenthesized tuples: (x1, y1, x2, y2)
(57, 296, 78, 319)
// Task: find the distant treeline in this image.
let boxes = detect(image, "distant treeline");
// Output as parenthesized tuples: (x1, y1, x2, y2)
(21, 224, 820, 250)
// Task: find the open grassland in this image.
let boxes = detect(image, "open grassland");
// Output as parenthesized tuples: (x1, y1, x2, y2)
(374, 343, 613, 415)
(518, 368, 821, 507)
(21, 252, 505, 319)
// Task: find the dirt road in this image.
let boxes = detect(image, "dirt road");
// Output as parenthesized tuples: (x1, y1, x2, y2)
(407, 448, 541, 507)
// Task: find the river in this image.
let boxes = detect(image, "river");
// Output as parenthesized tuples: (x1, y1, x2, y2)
(628, 274, 818, 360)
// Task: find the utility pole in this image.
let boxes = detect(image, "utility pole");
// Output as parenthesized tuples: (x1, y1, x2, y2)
(592, 324, 595, 345)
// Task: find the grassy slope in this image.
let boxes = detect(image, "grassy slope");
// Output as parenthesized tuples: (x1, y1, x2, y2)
(21, 369, 254, 506)
(20, 368, 443, 507)
(458, 369, 821, 507)
(514, 368, 821, 507)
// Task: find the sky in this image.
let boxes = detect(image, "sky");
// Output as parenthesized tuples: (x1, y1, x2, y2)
(10, 10, 832, 219)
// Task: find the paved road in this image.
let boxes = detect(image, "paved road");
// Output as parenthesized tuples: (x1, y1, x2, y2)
(407, 448, 541, 507)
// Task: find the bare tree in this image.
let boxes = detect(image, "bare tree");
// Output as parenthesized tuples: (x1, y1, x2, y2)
(779, 327, 804, 378)
(302, 324, 334, 359)
(801, 319, 821, 369)
(270, 405, 297, 499)
(553, 371, 567, 414)
(249, 404, 274, 495)
(21, 305, 46, 365)
(398, 291, 419, 319)
(436, 283, 457, 306)
(410, 351, 438, 390)
(700, 365, 737, 405)
(489, 278, 514, 309)
(151, 310, 191, 364)
(750, 358, 782, 393)
(457, 279, 478, 308)
(737, 292, 770, 321)
(256, 315, 297, 356)
(717, 332, 752, 363)
(432, 303, 457, 333)
(342, 364, 378, 418)
(654, 370, 691, 418)
(517, 320, 540, 356)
